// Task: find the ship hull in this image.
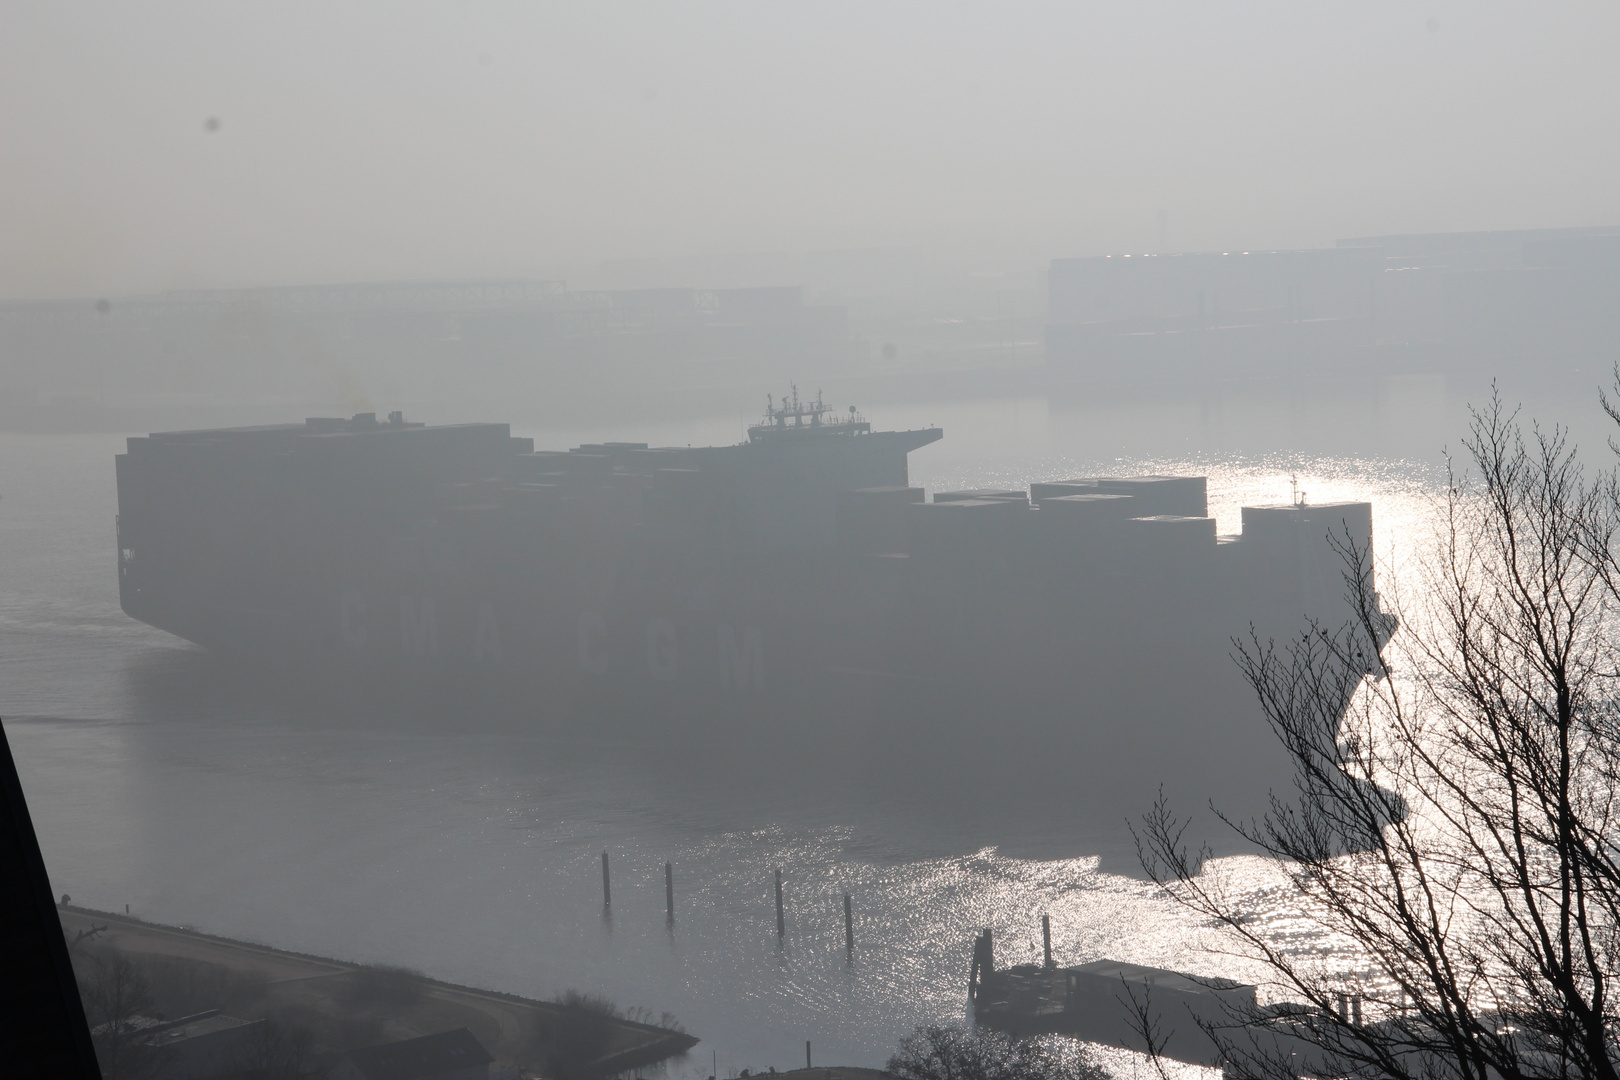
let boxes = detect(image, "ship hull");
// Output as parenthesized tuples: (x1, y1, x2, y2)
(114, 415, 1379, 854)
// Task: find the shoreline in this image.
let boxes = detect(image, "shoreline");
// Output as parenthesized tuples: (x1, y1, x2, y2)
(59, 905, 699, 1073)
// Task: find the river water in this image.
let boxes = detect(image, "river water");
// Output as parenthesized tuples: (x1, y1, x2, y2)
(2, 376, 1609, 1073)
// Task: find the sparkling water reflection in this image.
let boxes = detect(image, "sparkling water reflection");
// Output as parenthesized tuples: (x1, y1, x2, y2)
(0, 385, 1545, 1070)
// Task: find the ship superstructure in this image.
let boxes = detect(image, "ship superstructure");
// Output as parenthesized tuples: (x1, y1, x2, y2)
(748, 384, 870, 442)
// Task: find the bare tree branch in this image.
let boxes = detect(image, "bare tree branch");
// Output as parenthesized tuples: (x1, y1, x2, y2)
(1139, 385, 1620, 1080)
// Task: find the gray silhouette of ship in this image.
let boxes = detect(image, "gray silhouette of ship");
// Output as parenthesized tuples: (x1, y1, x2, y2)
(114, 390, 1381, 851)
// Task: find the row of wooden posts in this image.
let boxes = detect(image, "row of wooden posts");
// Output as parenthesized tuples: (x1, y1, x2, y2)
(600, 851, 856, 954)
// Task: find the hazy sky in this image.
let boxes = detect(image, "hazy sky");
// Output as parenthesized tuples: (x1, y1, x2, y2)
(3, 2, 1618, 298)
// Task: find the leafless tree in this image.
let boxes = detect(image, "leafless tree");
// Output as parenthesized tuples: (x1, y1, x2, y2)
(67, 922, 109, 954)
(1137, 392, 1620, 1080)
(887, 1024, 1110, 1080)
(80, 950, 167, 1080)
(247, 1017, 320, 1080)
(535, 990, 627, 1080)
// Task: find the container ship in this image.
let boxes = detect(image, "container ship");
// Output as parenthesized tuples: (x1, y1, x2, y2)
(114, 392, 1380, 850)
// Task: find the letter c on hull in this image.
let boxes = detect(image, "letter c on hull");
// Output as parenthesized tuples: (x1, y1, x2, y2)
(647, 617, 678, 681)
(474, 602, 503, 662)
(718, 624, 764, 691)
(341, 589, 367, 648)
(578, 612, 609, 674)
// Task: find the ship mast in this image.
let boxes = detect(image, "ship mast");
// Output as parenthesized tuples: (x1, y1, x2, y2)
(748, 384, 870, 443)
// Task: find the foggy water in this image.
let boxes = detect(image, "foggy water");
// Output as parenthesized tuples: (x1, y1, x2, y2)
(3, 379, 1609, 1071)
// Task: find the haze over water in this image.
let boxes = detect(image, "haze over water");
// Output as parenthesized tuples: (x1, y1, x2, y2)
(5, 3, 1620, 1075)
(7, 374, 1607, 1072)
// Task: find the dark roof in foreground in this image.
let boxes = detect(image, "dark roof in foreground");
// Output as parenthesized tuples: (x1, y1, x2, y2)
(342, 1028, 493, 1080)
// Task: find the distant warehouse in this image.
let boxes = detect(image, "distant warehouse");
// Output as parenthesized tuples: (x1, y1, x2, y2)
(1046, 225, 1620, 387)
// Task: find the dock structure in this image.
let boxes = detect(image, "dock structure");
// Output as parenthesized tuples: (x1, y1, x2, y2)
(969, 929, 1416, 1075)
(971, 937, 1257, 1066)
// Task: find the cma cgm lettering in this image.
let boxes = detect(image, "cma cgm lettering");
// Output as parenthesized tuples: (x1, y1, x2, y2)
(334, 589, 766, 688)
(113, 398, 1388, 840)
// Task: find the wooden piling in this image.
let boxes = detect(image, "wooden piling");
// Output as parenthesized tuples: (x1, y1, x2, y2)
(806, 1041, 812, 1069)
(775, 869, 785, 939)
(1042, 914, 1052, 968)
(969, 929, 995, 1002)
(601, 851, 611, 908)
(843, 892, 854, 955)
(665, 861, 674, 922)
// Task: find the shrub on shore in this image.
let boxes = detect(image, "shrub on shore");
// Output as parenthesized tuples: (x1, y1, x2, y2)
(887, 1025, 1110, 1080)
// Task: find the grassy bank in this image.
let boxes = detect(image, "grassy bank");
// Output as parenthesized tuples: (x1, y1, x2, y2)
(62, 906, 697, 1078)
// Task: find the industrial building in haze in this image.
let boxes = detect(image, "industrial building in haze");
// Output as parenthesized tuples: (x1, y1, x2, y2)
(1045, 225, 1620, 387)
(0, 280, 855, 432)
